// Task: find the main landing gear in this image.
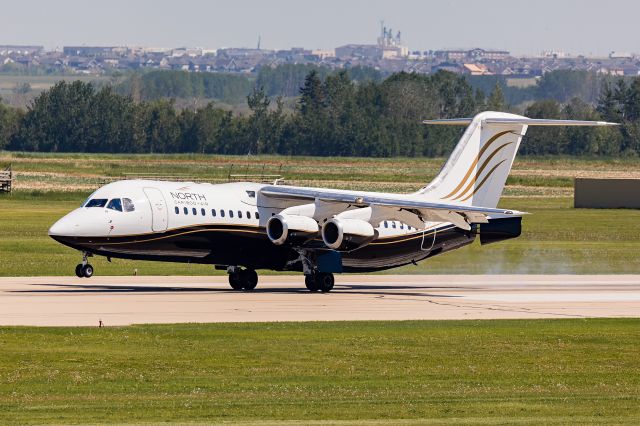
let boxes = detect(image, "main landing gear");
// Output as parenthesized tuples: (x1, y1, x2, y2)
(287, 249, 335, 293)
(304, 272, 334, 293)
(227, 267, 259, 291)
(75, 251, 94, 278)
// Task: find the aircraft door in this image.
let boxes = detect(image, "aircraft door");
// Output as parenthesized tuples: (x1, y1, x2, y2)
(143, 187, 168, 232)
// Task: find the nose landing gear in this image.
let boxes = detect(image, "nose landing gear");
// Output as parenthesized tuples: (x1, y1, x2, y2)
(75, 251, 94, 278)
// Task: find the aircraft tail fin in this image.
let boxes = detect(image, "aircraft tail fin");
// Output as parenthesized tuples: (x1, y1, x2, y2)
(416, 111, 618, 208)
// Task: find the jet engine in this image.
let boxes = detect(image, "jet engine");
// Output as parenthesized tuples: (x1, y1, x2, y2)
(266, 214, 319, 246)
(321, 217, 377, 251)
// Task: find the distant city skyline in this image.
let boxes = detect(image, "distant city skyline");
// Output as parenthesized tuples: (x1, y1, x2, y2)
(0, 0, 637, 56)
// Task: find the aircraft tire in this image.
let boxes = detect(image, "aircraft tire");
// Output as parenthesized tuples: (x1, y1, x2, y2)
(305, 274, 319, 292)
(242, 269, 258, 291)
(228, 272, 244, 290)
(317, 273, 334, 293)
(75, 264, 84, 278)
(81, 264, 94, 278)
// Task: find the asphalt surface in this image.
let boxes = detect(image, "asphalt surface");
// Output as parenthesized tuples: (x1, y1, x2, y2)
(1, 275, 638, 326)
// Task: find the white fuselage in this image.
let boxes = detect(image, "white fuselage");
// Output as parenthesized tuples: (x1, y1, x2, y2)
(49, 180, 423, 240)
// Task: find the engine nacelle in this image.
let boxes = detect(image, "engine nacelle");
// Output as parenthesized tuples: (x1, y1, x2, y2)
(266, 214, 319, 246)
(322, 218, 377, 251)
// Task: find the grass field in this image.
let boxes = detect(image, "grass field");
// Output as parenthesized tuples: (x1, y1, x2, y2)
(3, 151, 640, 195)
(0, 319, 638, 424)
(0, 75, 109, 91)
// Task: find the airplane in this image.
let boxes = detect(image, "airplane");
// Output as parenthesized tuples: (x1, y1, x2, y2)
(48, 111, 617, 292)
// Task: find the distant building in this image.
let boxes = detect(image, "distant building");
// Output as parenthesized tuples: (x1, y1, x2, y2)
(335, 44, 383, 60)
(463, 63, 493, 75)
(609, 51, 633, 59)
(171, 47, 204, 57)
(376, 22, 408, 58)
(541, 50, 568, 59)
(468, 48, 510, 61)
(217, 48, 274, 58)
(434, 48, 510, 62)
(434, 50, 466, 61)
(311, 49, 335, 59)
(62, 46, 127, 57)
(0, 45, 43, 56)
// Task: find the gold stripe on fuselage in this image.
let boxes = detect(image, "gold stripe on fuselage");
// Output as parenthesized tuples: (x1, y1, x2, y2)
(88, 223, 458, 247)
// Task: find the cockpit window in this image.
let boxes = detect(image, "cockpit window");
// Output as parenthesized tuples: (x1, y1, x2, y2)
(85, 199, 108, 208)
(123, 198, 135, 212)
(107, 198, 123, 212)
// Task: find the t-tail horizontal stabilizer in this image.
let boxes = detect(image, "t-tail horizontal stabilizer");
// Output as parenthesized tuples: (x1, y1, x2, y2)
(417, 111, 619, 209)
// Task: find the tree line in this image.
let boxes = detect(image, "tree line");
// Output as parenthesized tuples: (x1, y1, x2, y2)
(1, 70, 640, 157)
(112, 64, 383, 104)
(116, 66, 610, 108)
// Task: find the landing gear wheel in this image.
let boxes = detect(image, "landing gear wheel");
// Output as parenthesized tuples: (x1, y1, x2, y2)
(317, 273, 334, 293)
(228, 272, 243, 290)
(242, 269, 258, 291)
(305, 274, 319, 292)
(81, 264, 94, 278)
(75, 264, 84, 278)
(228, 269, 259, 290)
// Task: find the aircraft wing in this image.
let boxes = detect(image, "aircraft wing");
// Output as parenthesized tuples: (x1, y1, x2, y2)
(260, 185, 525, 230)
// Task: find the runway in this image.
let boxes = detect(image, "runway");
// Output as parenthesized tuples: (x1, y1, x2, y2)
(0, 275, 638, 326)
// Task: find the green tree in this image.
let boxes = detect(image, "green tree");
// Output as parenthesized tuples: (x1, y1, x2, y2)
(522, 100, 567, 155)
(246, 86, 271, 154)
(487, 83, 505, 111)
(0, 98, 23, 150)
(142, 99, 180, 153)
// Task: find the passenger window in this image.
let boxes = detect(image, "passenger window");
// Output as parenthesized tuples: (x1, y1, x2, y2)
(221, 210, 225, 218)
(255, 212, 260, 219)
(238, 211, 243, 219)
(123, 198, 135, 212)
(392, 222, 396, 229)
(183, 207, 188, 215)
(201, 208, 205, 216)
(192, 208, 197, 215)
(175, 206, 179, 214)
(211, 209, 216, 217)
(107, 198, 123, 212)
(247, 211, 251, 219)
(229, 210, 234, 218)
(400, 223, 404, 229)
(384, 221, 388, 228)
(85, 199, 108, 208)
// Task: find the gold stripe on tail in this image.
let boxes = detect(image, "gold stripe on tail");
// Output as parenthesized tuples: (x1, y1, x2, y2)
(441, 130, 514, 199)
(451, 142, 513, 201)
(460, 159, 508, 202)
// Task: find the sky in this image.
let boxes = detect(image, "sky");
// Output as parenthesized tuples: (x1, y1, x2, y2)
(0, 0, 637, 56)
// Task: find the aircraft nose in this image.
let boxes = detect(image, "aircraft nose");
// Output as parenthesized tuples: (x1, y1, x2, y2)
(48, 212, 80, 237)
